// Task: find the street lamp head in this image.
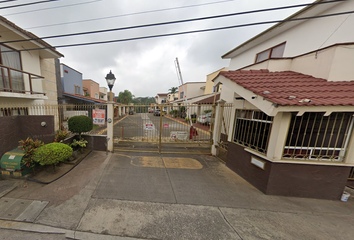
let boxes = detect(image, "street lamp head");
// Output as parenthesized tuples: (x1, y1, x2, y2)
(105, 70, 116, 91)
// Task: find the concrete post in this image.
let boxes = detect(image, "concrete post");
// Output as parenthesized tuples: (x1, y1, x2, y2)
(266, 112, 291, 160)
(123, 106, 126, 115)
(118, 106, 121, 116)
(212, 100, 225, 155)
(107, 101, 114, 152)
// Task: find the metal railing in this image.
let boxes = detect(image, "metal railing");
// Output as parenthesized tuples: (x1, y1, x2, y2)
(233, 109, 274, 154)
(0, 103, 108, 134)
(113, 103, 214, 144)
(0, 64, 46, 95)
(283, 112, 354, 162)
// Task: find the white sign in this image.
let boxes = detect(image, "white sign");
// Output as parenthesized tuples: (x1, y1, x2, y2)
(251, 157, 265, 170)
(145, 124, 154, 130)
(93, 109, 105, 125)
(170, 131, 188, 140)
(8, 155, 15, 160)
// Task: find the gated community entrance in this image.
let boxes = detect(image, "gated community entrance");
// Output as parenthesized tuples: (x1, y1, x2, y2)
(111, 103, 233, 155)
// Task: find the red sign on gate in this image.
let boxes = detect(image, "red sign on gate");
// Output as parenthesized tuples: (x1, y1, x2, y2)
(163, 124, 169, 128)
(93, 109, 105, 125)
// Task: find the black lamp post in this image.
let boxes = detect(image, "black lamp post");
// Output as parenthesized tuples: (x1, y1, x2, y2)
(105, 70, 116, 101)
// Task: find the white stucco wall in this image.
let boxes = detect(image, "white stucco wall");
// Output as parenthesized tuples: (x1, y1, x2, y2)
(242, 44, 354, 82)
(228, 1, 354, 70)
(214, 76, 236, 104)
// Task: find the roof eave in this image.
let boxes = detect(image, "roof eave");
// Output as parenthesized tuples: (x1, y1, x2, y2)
(221, 0, 339, 59)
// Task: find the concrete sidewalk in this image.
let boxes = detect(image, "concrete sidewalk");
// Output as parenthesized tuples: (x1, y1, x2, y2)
(1, 151, 354, 239)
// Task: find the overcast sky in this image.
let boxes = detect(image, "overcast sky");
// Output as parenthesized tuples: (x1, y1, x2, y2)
(1, 0, 313, 97)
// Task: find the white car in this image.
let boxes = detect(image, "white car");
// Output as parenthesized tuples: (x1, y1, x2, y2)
(197, 112, 212, 125)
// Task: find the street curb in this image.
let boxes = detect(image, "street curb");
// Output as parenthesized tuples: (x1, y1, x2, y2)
(164, 115, 211, 135)
(0, 219, 145, 240)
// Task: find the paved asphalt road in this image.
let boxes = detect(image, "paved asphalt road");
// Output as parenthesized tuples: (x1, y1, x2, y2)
(2, 151, 354, 239)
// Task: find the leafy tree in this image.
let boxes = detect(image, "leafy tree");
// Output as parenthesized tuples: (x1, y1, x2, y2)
(116, 90, 135, 105)
(132, 97, 155, 105)
(168, 87, 178, 94)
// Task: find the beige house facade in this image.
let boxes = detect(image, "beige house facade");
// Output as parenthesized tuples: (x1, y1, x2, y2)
(0, 16, 63, 108)
(204, 67, 225, 95)
(83, 79, 100, 99)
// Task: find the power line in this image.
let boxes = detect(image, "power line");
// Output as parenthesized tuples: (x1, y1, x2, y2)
(0, 0, 60, 10)
(3, 0, 102, 16)
(0, 0, 346, 45)
(24, 0, 235, 29)
(0, 0, 21, 4)
(8, 9, 354, 52)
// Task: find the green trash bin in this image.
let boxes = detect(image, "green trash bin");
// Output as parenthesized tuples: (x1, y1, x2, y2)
(1, 148, 31, 177)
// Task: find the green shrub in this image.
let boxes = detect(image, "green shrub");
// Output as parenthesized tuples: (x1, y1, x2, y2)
(33, 143, 73, 171)
(204, 110, 212, 114)
(185, 117, 190, 122)
(70, 138, 88, 152)
(191, 118, 196, 123)
(68, 115, 93, 137)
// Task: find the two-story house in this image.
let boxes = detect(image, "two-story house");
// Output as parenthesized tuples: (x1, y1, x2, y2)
(60, 64, 106, 104)
(99, 87, 108, 101)
(213, 0, 354, 200)
(203, 67, 225, 95)
(83, 79, 99, 99)
(178, 82, 205, 101)
(0, 15, 63, 113)
(155, 93, 168, 104)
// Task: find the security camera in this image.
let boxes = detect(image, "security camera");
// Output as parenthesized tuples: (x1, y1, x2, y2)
(251, 95, 257, 99)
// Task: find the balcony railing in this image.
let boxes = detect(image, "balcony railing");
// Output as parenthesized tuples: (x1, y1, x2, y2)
(0, 64, 46, 96)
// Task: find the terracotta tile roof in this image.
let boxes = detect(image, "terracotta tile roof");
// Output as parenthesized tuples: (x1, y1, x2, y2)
(63, 92, 107, 104)
(220, 69, 354, 106)
(195, 93, 220, 104)
(157, 93, 168, 96)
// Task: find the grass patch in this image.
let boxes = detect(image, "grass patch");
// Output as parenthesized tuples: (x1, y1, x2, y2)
(93, 124, 100, 130)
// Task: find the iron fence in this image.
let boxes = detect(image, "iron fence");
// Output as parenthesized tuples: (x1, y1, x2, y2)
(283, 112, 354, 162)
(0, 103, 108, 135)
(113, 103, 214, 144)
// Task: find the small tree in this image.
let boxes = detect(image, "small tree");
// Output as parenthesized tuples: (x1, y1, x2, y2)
(68, 115, 93, 138)
(33, 143, 73, 171)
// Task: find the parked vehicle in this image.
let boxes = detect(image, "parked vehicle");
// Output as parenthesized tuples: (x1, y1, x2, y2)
(148, 108, 154, 113)
(154, 109, 161, 116)
(129, 110, 134, 115)
(197, 112, 212, 125)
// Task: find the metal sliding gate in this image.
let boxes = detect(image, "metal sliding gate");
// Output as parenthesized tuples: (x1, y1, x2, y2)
(113, 104, 215, 154)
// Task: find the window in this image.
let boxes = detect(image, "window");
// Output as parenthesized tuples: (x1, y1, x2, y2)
(0, 44, 23, 92)
(233, 109, 273, 154)
(74, 85, 81, 94)
(180, 91, 184, 99)
(283, 112, 354, 162)
(255, 42, 286, 63)
(95, 93, 98, 99)
(174, 97, 178, 101)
